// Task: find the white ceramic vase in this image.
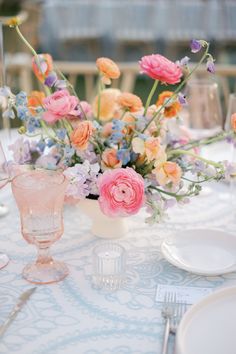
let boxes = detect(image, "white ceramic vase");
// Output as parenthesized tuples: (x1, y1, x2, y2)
(78, 198, 129, 239)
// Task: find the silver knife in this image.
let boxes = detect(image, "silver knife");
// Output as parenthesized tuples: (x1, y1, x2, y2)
(0, 287, 37, 337)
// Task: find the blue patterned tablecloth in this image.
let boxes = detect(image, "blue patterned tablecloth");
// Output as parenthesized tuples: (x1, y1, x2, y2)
(0, 132, 236, 354)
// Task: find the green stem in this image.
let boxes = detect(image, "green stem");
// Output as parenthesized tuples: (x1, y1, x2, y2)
(89, 138, 102, 156)
(168, 148, 222, 168)
(142, 43, 210, 133)
(120, 109, 127, 120)
(170, 131, 231, 152)
(63, 119, 73, 134)
(144, 80, 159, 116)
(148, 185, 181, 198)
(181, 176, 214, 184)
(16, 25, 38, 57)
(40, 121, 65, 145)
(15, 25, 51, 96)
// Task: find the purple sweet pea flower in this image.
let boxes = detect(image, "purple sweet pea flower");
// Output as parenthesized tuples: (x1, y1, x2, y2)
(206, 60, 215, 74)
(178, 92, 187, 106)
(190, 39, 202, 53)
(44, 71, 57, 87)
(176, 56, 190, 67)
(54, 80, 67, 89)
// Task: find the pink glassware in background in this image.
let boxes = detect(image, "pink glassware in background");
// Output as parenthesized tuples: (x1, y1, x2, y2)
(12, 169, 69, 284)
(0, 142, 9, 268)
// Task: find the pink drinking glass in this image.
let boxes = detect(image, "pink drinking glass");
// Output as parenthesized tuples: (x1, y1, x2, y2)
(0, 142, 9, 269)
(12, 169, 69, 284)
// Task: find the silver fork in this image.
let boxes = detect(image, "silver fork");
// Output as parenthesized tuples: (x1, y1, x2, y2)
(161, 292, 176, 354)
(170, 301, 187, 335)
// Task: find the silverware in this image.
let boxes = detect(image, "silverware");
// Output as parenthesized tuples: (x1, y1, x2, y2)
(161, 292, 176, 354)
(170, 301, 187, 335)
(0, 287, 37, 337)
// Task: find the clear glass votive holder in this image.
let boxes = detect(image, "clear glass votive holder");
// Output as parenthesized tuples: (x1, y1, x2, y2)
(92, 242, 126, 291)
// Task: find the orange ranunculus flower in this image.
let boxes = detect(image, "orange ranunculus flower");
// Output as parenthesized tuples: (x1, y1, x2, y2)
(102, 122, 113, 137)
(153, 161, 182, 186)
(117, 92, 143, 112)
(32, 54, 53, 82)
(70, 121, 95, 150)
(92, 88, 121, 121)
(156, 91, 181, 118)
(122, 112, 136, 133)
(231, 113, 236, 132)
(28, 91, 45, 115)
(96, 57, 120, 84)
(101, 148, 122, 170)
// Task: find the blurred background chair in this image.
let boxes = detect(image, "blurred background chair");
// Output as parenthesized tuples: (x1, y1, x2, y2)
(1, 0, 236, 132)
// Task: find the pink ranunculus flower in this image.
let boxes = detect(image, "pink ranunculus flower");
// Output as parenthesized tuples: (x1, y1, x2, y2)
(98, 167, 145, 217)
(42, 89, 79, 124)
(80, 101, 93, 118)
(139, 54, 183, 84)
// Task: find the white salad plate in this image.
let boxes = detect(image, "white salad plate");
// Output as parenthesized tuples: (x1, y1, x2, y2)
(175, 286, 236, 354)
(161, 229, 236, 276)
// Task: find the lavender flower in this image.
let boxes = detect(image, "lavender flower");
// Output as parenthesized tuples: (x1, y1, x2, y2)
(8, 138, 31, 164)
(35, 154, 58, 170)
(76, 143, 98, 163)
(190, 39, 202, 53)
(2, 108, 15, 119)
(0, 86, 12, 97)
(64, 161, 100, 199)
(223, 161, 236, 180)
(135, 115, 148, 130)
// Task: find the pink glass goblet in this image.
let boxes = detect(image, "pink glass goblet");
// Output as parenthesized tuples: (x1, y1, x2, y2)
(0, 142, 9, 269)
(12, 169, 68, 284)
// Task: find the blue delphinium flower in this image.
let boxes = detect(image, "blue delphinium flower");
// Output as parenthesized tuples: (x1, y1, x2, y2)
(27, 117, 41, 133)
(46, 139, 55, 148)
(64, 146, 75, 158)
(109, 119, 126, 143)
(112, 119, 125, 131)
(117, 148, 130, 165)
(37, 140, 46, 152)
(17, 106, 29, 121)
(56, 129, 67, 140)
(15, 91, 27, 106)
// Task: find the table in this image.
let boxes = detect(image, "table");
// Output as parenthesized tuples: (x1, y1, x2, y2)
(0, 130, 236, 354)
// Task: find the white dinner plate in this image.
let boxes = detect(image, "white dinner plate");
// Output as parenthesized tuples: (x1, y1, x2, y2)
(161, 229, 236, 275)
(175, 286, 236, 354)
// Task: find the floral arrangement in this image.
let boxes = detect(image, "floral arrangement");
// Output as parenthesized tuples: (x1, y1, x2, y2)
(1, 20, 234, 223)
